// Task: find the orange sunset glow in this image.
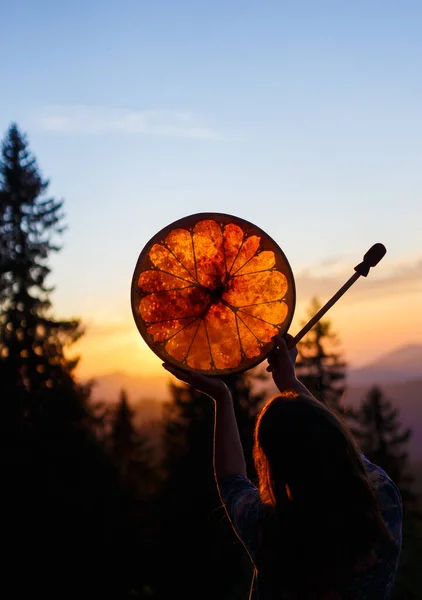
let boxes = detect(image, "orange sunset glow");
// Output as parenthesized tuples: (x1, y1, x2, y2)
(74, 278, 422, 386)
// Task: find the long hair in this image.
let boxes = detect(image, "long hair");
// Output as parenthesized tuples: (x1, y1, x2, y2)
(253, 393, 392, 599)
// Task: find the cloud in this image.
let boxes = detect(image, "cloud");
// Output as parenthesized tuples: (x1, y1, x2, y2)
(36, 105, 223, 140)
(295, 255, 422, 305)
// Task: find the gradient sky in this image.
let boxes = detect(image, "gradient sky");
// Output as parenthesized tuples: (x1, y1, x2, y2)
(1, 0, 421, 381)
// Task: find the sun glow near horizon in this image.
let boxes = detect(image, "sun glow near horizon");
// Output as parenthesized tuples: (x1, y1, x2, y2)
(73, 285, 422, 382)
(74, 320, 164, 380)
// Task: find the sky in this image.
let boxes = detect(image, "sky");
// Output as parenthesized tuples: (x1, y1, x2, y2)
(1, 0, 421, 383)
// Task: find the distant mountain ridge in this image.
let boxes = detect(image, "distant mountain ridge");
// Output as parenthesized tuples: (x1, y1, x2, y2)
(86, 343, 422, 403)
(348, 343, 422, 384)
(88, 370, 170, 404)
(84, 343, 422, 458)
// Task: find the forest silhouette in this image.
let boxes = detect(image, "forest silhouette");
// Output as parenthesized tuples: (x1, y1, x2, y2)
(0, 124, 421, 599)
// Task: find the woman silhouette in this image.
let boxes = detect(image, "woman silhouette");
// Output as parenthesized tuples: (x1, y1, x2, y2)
(163, 334, 402, 600)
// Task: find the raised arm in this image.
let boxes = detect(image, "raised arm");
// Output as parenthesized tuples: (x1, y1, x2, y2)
(162, 364, 247, 478)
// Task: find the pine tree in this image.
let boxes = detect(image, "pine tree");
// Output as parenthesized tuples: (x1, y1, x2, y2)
(109, 389, 158, 499)
(0, 123, 83, 415)
(0, 124, 151, 599)
(351, 386, 422, 598)
(295, 297, 348, 414)
(352, 386, 417, 513)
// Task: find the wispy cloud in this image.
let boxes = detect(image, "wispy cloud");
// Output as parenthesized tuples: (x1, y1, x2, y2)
(36, 105, 223, 140)
(295, 255, 422, 304)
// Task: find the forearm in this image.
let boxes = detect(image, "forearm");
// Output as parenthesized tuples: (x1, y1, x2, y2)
(213, 393, 247, 478)
(289, 377, 318, 401)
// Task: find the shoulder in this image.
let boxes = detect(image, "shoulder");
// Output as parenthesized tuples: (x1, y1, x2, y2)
(361, 455, 403, 513)
(217, 474, 261, 511)
(361, 455, 403, 545)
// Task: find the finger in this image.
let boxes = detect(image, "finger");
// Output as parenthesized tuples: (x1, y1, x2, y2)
(283, 334, 297, 350)
(163, 368, 191, 384)
(273, 335, 289, 350)
(162, 362, 186, 375)
(162, 363, 193, 384)
(289, 345, 298, 358)
(163, 363, 217, 391)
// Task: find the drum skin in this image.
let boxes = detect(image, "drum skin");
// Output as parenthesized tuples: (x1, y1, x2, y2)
(131, 212, 296, 376)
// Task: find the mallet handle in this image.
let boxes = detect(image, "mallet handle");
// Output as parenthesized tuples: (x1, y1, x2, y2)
(287, 272, 360, 348)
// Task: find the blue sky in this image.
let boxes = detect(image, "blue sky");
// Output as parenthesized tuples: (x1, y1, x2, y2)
(1, 0, 421, 374)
